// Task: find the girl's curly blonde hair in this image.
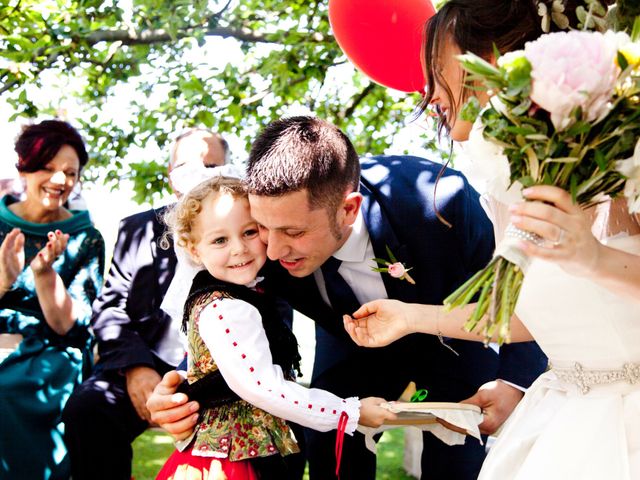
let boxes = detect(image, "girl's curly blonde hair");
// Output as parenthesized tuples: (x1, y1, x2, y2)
(162, 176, 247, 251)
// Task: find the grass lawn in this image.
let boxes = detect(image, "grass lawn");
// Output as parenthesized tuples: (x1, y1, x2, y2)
(132, 427, 415, 480)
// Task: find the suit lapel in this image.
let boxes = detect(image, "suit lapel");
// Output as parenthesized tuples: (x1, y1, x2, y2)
(360, 181, 419, 304)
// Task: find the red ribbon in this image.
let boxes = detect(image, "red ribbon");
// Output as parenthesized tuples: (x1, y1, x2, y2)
(335, 411, 349, 478)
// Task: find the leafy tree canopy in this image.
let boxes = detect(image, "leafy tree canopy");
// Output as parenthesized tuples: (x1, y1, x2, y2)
(0, 0, 426, 203)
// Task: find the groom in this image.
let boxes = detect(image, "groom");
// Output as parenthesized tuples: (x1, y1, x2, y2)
(149, 116, 547, 479)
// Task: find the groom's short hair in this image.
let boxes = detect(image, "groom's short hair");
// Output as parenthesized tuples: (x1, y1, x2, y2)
(245, 116, 360, 212)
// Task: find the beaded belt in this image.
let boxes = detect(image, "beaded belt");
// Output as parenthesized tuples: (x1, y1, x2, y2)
(551, 362, 640, 394)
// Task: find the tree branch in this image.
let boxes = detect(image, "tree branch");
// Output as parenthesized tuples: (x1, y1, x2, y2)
(84, 25, 275, 46)
(341, 82, 376, 120)
(0, 0, 22, 23)
(213, 0, 233, 18)
(0, 49, 60, 95)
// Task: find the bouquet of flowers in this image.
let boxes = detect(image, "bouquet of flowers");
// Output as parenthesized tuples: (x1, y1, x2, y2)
(443, 26, 640, 345)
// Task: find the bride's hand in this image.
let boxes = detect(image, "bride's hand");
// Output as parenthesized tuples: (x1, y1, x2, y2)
(343, 299, 415, 347)
(509, 185, 601, 277)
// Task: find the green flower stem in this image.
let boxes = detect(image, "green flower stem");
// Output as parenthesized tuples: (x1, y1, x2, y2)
(443, 258, 498, 310)
(496, 263, 515, 344)
(463, 274, 493, 333)
(446, 256, 525, 345)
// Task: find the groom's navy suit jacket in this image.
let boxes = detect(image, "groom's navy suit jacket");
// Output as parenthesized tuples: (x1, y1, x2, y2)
(266, 155, 547, 403)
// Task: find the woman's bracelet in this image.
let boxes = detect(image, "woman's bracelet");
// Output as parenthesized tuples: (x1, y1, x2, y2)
(435, 307, 459, 357)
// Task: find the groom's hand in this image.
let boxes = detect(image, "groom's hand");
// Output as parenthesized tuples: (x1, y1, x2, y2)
(461, 380, 523, 435)
(147, 371, 200, 441)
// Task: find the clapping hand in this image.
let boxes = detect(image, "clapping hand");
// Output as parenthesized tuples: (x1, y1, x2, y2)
(30, 230, 69, 275)
(0, 228, 25, 292)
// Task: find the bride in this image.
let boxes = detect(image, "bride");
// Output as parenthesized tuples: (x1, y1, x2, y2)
(345, 1, 640, 478)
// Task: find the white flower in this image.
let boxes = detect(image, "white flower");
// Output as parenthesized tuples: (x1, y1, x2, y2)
(497, 50, 527, 70)
(616, 138, 640, 213)
(461, 117, 523, 205)
(524, 31, 619, 131)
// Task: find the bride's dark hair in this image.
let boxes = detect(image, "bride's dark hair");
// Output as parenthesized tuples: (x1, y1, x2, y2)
(418, 0, 585, 133)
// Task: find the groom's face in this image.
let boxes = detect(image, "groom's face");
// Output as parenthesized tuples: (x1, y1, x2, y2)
(249, 189, 347, 278)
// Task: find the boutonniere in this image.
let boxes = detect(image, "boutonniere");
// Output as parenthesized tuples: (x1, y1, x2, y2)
(371, 246, 415, 284)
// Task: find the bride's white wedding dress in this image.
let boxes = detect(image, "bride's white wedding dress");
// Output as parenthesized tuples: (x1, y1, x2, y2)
(478, 201, 640, 479)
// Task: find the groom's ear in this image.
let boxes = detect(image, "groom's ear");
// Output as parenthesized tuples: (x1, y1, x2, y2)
(340, 192, 363, 227)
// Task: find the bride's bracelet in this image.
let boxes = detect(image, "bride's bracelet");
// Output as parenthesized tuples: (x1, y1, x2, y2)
(505, 224, 545, 246)
(435, 307, 459, 357)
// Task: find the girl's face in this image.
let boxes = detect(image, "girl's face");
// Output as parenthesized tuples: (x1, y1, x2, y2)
(21, 144, 80, 214)
(188, 193, 267, 285)
(429, 36, 489, 142)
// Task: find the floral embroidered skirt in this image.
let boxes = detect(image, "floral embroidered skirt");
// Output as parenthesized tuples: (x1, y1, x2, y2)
(190, 400, 299, 460)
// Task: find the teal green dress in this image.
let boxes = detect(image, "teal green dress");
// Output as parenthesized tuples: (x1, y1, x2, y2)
(0, 195, 105, 480)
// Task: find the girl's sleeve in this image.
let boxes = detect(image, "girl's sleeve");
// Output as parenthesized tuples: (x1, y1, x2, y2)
(197, 297, 361, 434)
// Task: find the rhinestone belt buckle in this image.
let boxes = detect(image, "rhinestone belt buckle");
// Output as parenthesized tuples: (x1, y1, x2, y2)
(552, 362, 640, 394)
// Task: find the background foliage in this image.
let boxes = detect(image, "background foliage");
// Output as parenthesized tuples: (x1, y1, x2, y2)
(0, 0, 429, 203)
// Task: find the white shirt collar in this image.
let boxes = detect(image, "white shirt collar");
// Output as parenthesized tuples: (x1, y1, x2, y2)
(245, 276, 264, 289)
(332, 210, 369, 264)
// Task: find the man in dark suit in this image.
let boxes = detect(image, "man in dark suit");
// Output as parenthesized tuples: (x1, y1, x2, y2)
(62, 129, 229, 480)
(148, 117, 546, 479)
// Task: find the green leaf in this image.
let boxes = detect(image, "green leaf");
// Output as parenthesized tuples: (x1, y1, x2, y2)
(541, 156, 579, 165)
(631, 15, 640, 42)
(570, 174, 578, 204)
(372, 258, 390, 266)
(385, 245, 398, 263)
(457, 53, 502, 79)
(594, 149, 607, 172)
(564, 121, 591, 137)
(518, 176, 535, 188)
(617, 51, 629, 72)
(492, 43, 501, 62)
(371, 267, 389, 273)
(460, 96, 481, 123)
(524, 134, 550, 141)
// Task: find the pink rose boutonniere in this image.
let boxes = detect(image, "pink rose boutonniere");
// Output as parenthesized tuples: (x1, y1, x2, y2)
(371, 246, 415, 284)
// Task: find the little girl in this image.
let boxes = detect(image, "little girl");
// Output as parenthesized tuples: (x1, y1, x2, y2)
(156, 176, 394, 480)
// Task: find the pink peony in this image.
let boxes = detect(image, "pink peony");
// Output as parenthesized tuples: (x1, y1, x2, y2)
(524, 31, 619, 131)
(387, 262, 406, 278)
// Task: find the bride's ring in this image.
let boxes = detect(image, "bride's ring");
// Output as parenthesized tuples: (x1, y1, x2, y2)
(551, 229, 565, 247)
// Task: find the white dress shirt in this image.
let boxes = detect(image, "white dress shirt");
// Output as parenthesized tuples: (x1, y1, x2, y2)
(313, 211, 388, 307)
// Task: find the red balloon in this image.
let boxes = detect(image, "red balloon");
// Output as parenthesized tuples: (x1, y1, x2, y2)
(329, 0, 435, 93)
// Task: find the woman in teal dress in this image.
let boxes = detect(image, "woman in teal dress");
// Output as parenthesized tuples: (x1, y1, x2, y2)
(0, 120, 105, 479)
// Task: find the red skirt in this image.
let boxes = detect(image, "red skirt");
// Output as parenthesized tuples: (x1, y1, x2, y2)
(156, 448, 259, 480)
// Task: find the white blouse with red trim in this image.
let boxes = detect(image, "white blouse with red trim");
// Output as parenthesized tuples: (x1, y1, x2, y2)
(197, 297, 361, 435)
